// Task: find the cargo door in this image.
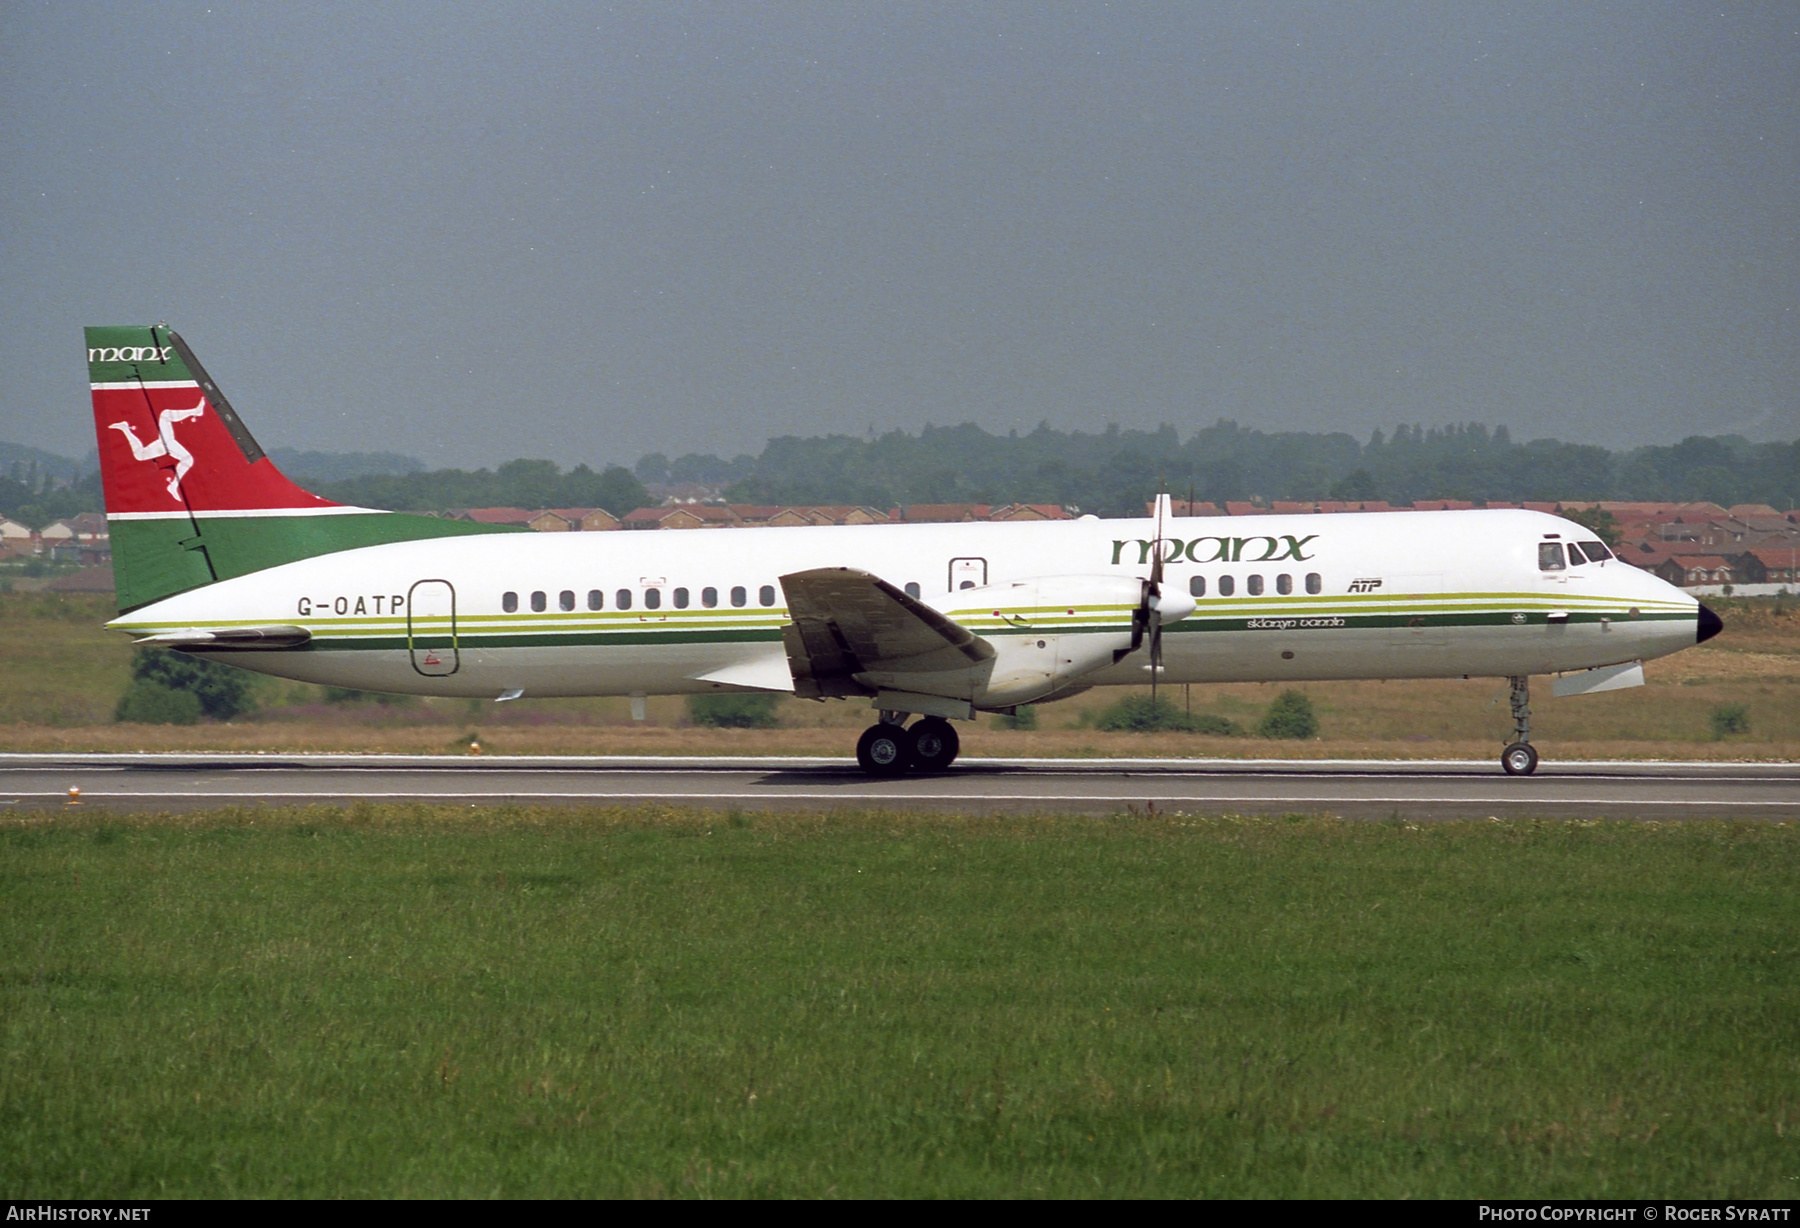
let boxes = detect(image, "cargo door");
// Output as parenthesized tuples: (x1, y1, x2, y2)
(408, 578, 459, 676)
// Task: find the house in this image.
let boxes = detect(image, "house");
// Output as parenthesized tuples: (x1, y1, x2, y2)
(727, 505, 810, 528)
(0, 517, 34, 557)
(43, 565, 114, 594)
(622, 505, 737, 530)
(453, 507, 535, 527)
(899, 504, 989, 524)
(1651, 555, 1739, 588)
(527, 508, 620, 532)
(989, 503, 1072, 522)
(1747, 547, 1799, 586)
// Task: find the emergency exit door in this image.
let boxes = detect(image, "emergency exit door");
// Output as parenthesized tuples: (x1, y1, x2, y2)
(408, 579, 459, 676)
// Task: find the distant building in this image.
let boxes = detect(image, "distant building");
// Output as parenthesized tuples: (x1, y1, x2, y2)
(899, 504, 989, 524)
(988, 503, 1072, 522)
(43, 565, 114, 594)
(453, 508, 535, 527)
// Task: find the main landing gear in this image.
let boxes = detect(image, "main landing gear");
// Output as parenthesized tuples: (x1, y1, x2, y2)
(1501, 675, 1539, 776)
(855, 713, 962, 776)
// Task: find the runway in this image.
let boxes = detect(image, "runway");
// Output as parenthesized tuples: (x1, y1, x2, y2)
(0, 753, 1795, 817)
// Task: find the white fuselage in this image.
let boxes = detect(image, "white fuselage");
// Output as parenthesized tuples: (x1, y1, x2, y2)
(110, 509, 1702, 706)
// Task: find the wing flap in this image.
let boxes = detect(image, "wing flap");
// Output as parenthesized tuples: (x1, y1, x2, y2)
(779, 568, 993, 699)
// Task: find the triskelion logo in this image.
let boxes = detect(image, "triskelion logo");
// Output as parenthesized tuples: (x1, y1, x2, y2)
(109, 399, 207, 501)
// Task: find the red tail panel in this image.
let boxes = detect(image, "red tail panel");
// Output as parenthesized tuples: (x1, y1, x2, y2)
(92, 383, 339, 515)
(87, 325, 339, 515)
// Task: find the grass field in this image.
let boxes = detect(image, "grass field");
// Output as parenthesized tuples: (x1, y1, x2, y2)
(3, 593, 1796, 761)
(2, 805, 1796, 1198)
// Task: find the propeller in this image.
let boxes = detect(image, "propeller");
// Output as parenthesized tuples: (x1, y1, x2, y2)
(1139, 490, 1197, 704)
(1115, 491, 1196, 680)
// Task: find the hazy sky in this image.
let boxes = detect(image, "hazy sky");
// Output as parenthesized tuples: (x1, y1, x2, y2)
(3, 2, 1794, 469)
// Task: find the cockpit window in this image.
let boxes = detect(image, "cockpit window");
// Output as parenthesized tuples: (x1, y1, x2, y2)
(1566, 543, 1588, 565)
(1538, 542, 1566, 571)
(1580, 540, 1611, 562)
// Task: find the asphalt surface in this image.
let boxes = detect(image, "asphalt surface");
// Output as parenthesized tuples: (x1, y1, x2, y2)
(1, 753, 1795, 817)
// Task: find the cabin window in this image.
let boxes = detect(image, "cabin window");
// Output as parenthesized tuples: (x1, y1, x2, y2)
(1276, 573, 1293, 596)
(1539, 542, 1567, 571)
(673, 587, 690, 609)
(701, 587, 718, 608)
(644, 587, 662, 610)
(1247, 574, 1264, 596)
(1580, 540, 1612, 561)
(530, 590, 547, 613)
(587, 589, 604, 611)
(1305, 573, 1322, 595)
(503, 591, 518, 613)
(730, 586, 747, 608)
(759, 585, 777, 607)
(1189, 575, 1206, 597)
(1218, 575, 1235, 597)
(905, 582, 921, 599)
(559, 590, 575, 612)
(616, 588, 633, 610)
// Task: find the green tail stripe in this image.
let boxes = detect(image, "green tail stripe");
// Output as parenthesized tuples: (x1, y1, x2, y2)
(111, 514, 523, 613)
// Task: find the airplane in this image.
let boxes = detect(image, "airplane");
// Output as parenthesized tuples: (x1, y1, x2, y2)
(86, 325, 1722, 776)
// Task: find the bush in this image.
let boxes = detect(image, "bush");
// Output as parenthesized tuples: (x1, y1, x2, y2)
(1710, 703, 1750, 738)
(1257, 690, 1319, 739)
(687, 692, 782, 728)
(993, 705, 1038, 730)
(114, 680, 203, 725)
(1094, 694, 1242, 735)
(123, 647, 256, 721)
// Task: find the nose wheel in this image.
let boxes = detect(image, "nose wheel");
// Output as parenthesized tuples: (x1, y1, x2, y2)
(855, 716, 962, 776)
(1500, 675, 1539, 775)
(1502, 741, 1539, 776)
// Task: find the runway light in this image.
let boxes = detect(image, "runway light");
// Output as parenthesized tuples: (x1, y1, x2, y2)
(469, 740, 482, 756)
(66, 786, 81, 805)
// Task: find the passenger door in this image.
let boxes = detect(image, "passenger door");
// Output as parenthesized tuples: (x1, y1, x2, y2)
(408, 579, 459, 676)
(949, 557, 988, 591)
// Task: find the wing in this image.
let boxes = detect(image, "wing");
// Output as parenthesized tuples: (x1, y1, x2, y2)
(780, 567, 993, 699)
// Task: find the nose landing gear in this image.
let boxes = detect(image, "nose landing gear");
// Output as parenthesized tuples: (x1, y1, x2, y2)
(854, 714, 962, 776)
(1501, 675, 1539, 775)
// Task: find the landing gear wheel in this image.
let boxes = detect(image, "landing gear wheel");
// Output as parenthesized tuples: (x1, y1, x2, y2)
(907, 717, 960, 773)
(856, 724, 912, 776)
(1501, 742, 1539, 776)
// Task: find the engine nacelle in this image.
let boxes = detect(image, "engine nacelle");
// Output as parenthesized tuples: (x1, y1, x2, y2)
(942, 574, 1148, 709)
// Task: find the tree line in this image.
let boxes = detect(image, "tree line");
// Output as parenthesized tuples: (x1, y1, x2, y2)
(660, 422, 1799, 517)
(4, 424, 1795, 527)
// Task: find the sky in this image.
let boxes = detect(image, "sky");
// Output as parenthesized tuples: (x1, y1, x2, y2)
(2, 2, 1795, 470)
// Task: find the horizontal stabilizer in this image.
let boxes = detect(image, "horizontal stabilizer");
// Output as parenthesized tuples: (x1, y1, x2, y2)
(133, 624, 312, 650)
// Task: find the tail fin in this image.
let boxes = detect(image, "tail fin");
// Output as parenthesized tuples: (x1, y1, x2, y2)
(88, 326, 516, 611)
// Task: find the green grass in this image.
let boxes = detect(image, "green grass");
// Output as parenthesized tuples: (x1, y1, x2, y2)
(2, 807, 1796, 1198)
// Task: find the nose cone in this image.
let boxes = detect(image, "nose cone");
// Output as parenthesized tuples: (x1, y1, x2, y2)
(1696, 603, 1723, 644)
